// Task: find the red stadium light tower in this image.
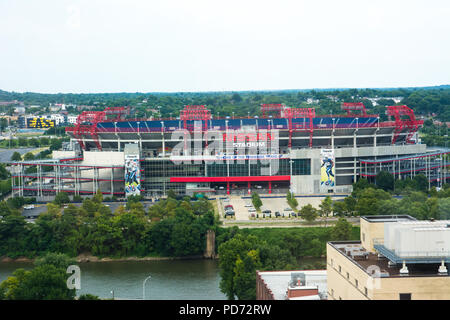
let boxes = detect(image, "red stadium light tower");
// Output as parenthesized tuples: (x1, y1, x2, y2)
(261, 104, 285, 118)
(72, 111, 106, 150)
(386, 105, 423, 144)
(284, 107, 316, 148)
(341, 102, 368, 117)
(180, 105, 212, 131)
(67, 106, 131, 151)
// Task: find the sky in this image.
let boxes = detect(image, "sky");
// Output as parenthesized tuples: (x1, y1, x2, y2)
(0, 0, 449, 93)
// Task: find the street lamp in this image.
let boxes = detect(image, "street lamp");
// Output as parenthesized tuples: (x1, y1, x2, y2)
(289, 160, 294, 193)
(143, 275, 152, 300)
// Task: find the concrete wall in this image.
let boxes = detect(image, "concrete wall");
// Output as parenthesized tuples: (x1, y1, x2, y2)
(52, 150, 76, 159)
(375, 276, 450, 300)
(289, 144, 426, 194)
(360, 219, 386, 253)
(82, 151, 124, 166)
(327, 242, 450, 300)
(326, 243, 371, 300)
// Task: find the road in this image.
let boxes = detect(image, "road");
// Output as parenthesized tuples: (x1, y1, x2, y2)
(0, 147, 37, 162)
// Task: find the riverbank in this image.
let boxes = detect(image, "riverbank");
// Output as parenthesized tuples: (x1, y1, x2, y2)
(0, 253, 207, 264)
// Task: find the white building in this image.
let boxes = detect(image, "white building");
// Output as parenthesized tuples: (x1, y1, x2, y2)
(50, 114, 66, 126)
(67, 115, 78, 124)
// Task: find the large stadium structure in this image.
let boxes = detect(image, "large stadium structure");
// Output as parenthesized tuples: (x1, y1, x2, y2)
(9, 103, 449, 200)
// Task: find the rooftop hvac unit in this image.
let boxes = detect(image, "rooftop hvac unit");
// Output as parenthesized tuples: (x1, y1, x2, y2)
(290, 272, 306, 287)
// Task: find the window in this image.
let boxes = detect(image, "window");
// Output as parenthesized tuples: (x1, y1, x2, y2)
(362, 233, 365, 242)
(339, 265, 342, 273)
(331, 289, 334, 297)
(346, 272, 350, 280)
(355, 279, 358, 288)
(364, 287, 368, 296)
(399, 293, 411, 300)
(330, 258, 334, 266)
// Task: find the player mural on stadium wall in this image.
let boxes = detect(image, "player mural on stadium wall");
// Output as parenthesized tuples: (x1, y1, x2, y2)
(320, 149, 335, 188)
(125, 155, 141, 196)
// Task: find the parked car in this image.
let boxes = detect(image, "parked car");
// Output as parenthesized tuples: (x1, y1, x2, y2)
(290, 212, 297, 217)
(223, 198, 230, 202)
(284, 207, 293, 211)
(244, 203, 253, 207)
(224, 210, 235, 217)
(23, 205, 35, 210)
(248, 208, 256, 212)
(262, 210, 271, 214)
(275, 211, 281, 217)
(224, 205, 233, 209)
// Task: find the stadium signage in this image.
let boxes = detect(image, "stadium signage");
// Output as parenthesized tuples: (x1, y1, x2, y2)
(222, 132, 274, 142)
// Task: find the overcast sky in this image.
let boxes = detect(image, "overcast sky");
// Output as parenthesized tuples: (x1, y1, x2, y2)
(0, 0, 449, 93)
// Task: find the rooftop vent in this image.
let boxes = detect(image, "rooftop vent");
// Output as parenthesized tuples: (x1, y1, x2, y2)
(290, 272, 306, 287)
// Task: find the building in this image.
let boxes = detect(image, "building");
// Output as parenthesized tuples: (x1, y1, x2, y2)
(67, 115, 78, 125)
(327, 215, 450, 300)
(50, 114, 66, 126)
(256, 270, 327, 300)
(8, 103, 450, 199)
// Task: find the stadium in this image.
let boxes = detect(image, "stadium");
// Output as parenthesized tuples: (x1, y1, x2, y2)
(9, 103, 450, 200)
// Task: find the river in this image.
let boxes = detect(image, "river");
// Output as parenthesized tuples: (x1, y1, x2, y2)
(0, 259, 226, 300)
(0, 257, 325, 300)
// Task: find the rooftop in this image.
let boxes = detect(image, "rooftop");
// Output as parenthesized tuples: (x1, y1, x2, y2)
(361, 215, 417, 223)
(330, 241, 450, 278)
(257, 270, 327, 300)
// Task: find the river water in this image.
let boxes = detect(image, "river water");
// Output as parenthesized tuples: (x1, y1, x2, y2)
(0, 257, 325, 300)
(0, 259, 226, 300)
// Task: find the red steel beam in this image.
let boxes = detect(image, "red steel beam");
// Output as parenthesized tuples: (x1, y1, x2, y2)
(170, 175, 291, 183)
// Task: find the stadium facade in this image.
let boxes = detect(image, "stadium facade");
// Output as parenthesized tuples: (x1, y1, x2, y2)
(9, 103, 450, 199)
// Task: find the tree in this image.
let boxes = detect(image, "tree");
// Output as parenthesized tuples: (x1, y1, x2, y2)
(167, 189, 177, 199)
(251, 193, 262, 211)
(10, 152, 22, 161)
(332, 201, 347, 217)
(331, 218, 353, 240)
(218, 234, 260, 300)
(319, 196, 332, 217)
(49, 139, 62, 151)
(300, 204, 318, 222)
(53, 192, 70, 206)
(232, 250, 261, 300)
(412, 174, 428, 192)
(34, 252, 76, 270)
(23, 152, 35, 161)
(92, 189, 103, 204)
(0, 164, 9, 180)
(375, 171, 394, 192)
(355, 187, 391, 216)
(18, 137, 28, 147)
(2, 265, 75, 300)
(286, 191, 298, 210)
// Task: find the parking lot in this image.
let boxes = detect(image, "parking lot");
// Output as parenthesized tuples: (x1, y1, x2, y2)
(218, 195, 348, 221)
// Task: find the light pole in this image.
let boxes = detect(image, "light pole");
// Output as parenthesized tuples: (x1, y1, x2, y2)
(143, 275, 152, 300)
(289, 160, 294, 193)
